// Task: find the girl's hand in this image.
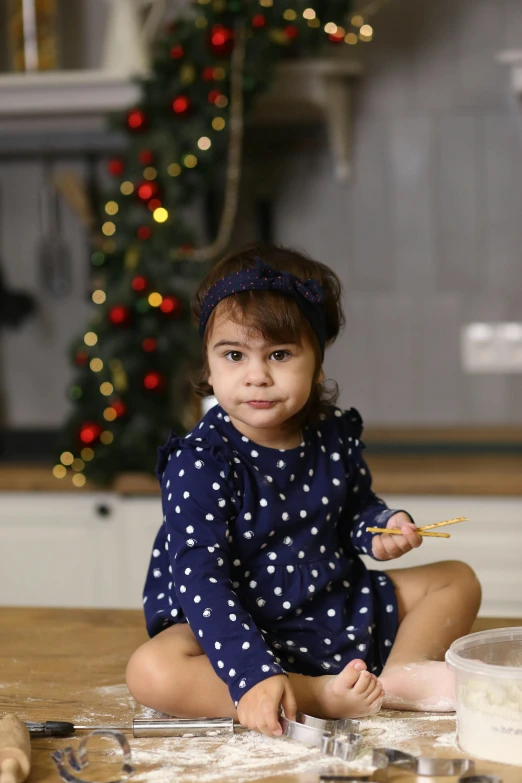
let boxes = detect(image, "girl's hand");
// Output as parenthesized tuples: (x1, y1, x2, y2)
(236, 674, 297, 737)
(371, 512, 422, 561)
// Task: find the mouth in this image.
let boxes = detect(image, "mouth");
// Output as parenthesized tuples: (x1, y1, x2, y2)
(246, 400, 276, 408)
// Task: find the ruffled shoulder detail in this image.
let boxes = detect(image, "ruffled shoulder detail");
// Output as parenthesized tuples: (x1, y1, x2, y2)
(155, 430, 234, 482)
(340, 407, 364, 440)
(319, 405, 363, 440)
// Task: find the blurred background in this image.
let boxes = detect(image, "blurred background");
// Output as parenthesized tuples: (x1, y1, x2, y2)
(0, 0, 521, 617)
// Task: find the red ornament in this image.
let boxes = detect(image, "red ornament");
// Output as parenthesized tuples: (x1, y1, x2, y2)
(108, 158, 124, 176)
(75, 350, 89, 367)
(329, 31, 344, 43)
(109, 305, 131, 326)
(209, 24, 234, 56)
(170, 44, 184, 59)
(252, 14, 266, 29)
(172, 95, 191, 115)
(138, 149, 153, 165)
(137, 181, 159, 201)
(208, 89, 221, 104)
(284, 25, 298, 39)
(111, 400, 127, 418)
(142, 337, 157, 353)
(137, 225, 152, 240)
(127, 108, 147, 130)
(160, 295, 183, 317)
(131, 276, 148, 292)
(148, 198, 162, 212)
(202, 66, 215, 81)
(143, 371, 165, 391)
(79, 422, 102, 445)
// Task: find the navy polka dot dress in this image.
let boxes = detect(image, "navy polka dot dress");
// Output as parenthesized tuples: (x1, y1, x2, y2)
(143, 404, 412, 706)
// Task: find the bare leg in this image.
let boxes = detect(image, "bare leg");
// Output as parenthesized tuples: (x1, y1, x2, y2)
(378, 560, 481, 711)
(126, 624, 383, 722)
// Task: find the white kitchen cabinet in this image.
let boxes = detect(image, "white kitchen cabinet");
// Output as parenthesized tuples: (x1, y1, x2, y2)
(119, 496, 163, 609)
(0, 492, 520, 616)
(361, 495, 522, 618)
(0, 492, 123, 608)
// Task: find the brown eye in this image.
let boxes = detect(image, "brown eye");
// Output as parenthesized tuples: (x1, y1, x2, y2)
(271, 350, 290, 362)
(225, 351, 243, 362)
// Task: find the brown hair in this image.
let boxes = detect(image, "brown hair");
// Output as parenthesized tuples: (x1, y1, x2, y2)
(191, 241, 345, 423)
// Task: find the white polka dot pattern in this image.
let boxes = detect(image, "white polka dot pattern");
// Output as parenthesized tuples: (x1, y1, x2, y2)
(143, 404, 402, 702)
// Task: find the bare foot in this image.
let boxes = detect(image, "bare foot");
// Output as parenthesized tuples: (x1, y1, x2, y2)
(378, 661, 455, 711)
(312, 659, 384, 719)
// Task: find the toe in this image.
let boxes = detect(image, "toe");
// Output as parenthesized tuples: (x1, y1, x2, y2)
(336, 662, 364, 690)
(352, 670, 373, 695)
(346, 658, 367, 672)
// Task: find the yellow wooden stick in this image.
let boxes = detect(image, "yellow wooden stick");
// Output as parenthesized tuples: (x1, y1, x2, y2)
(366, 527, 451, 538)
(418, 516, 468, 532)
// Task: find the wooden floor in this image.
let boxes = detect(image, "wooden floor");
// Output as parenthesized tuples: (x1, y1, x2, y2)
(0, 607, 520, 783)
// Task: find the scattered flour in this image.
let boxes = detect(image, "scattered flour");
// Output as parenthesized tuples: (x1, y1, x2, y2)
(433, 731, 459, 750)
(74, 684, 138, 725)
(99, 711, 457, 783)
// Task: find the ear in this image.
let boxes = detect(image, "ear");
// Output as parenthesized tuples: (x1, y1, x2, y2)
(317, 367, 324, 384)
(207, 372, 213, 387)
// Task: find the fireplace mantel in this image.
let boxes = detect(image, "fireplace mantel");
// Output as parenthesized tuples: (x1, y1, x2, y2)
(0, 58, 363, 180)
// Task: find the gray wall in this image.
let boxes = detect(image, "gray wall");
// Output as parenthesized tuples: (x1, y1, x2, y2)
(276, 0, 522, 423)
(1, 0, 521, 428)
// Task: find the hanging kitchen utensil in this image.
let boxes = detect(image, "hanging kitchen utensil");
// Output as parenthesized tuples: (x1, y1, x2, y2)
(38, 159, 72, 298)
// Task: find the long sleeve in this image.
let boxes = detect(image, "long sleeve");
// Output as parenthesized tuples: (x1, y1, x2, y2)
(336, 409, 415, 560)
(159, 435, 286, 704)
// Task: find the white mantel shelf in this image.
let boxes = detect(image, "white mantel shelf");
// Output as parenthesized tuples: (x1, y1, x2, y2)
(0, 58, 363, 180)
(0, 69, 141, 116)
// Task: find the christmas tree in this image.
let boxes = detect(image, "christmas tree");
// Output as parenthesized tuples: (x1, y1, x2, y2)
(55, 0, 377, 487)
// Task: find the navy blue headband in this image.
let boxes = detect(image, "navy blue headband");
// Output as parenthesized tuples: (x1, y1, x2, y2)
(199, 259, 327, 356)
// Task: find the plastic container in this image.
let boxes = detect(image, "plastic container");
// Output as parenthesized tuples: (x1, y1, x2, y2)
(446, 627, 522, 766)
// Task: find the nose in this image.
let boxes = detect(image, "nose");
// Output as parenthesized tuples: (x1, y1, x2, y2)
(244, 358, 272, 386)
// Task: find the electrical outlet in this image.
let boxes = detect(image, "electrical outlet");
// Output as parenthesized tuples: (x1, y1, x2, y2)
(462, 322, 522, 373)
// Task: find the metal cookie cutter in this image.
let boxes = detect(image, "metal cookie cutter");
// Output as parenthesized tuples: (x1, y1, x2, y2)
(457, 778, 502, 783)
(372, 747, 476, 777)
(280, 712, 362, 761)
(52, 729, 134, 783)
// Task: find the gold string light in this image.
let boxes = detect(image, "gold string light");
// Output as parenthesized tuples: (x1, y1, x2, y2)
(148, 292, 163, 307)
(102, 221, 116, 236)
(100, 382, 114, 396)
(92, 290, 106, 304)
(153, 207, 168, 222)
(84, 331, 98, 346)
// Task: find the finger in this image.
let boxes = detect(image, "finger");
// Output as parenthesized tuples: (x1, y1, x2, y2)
(372, 537, 392, 561)
(281, 683, 297, 722)
(381, 537, 408, 558)
(401, 527, 423, 548)
(261, 697, 282, 736)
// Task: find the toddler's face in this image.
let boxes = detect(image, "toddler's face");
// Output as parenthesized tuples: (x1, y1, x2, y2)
(206, 313, 320, 448)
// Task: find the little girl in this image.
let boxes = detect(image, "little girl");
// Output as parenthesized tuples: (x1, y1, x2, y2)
(126, 242, 481, 737)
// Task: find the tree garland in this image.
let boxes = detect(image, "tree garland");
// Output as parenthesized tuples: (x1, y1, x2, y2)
(55, 1, 381, 486)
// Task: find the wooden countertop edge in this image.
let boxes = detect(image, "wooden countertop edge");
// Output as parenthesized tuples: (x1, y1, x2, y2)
(1, 456, 521, 495)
